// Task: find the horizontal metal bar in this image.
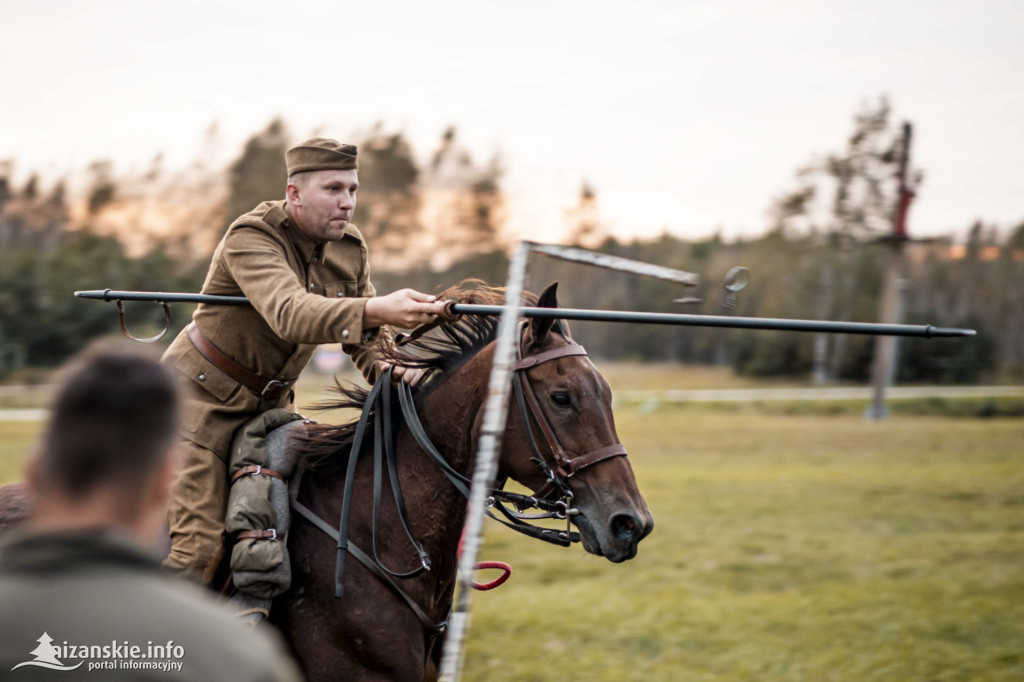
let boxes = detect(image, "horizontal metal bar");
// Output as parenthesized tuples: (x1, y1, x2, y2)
(527, 242, 700, 286)
(449, 304, 976, 338)
(75, 290, 251, 305)
(74, 290, 976, 338)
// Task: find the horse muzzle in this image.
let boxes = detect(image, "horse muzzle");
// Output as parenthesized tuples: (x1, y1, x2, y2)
(574, 503, 654, 563)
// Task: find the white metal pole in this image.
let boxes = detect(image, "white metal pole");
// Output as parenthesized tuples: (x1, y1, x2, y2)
(438, 240, 531, 681)
(528, 243, 699, 285)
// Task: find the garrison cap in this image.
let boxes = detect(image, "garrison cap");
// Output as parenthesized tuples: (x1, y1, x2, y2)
(286, 138, 358, 175)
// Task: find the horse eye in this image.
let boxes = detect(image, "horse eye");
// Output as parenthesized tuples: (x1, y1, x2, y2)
(551, 391, 571, 407)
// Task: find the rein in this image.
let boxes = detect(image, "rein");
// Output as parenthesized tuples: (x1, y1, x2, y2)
(289, 324, 629, 636)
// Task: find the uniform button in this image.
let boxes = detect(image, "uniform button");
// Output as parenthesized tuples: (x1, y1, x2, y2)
(308, 282, 316, 291)
(336, 291, 344, 298)
(341, 329, 350, 340)
(198, 373, 206, 382)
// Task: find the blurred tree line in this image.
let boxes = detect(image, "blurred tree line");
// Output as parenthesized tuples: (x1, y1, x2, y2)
(0, 119, 506, 377)
(1, 103, 1021, 383)
(376, 221, 1021, 384)
(372, 99, 1022, 385)
(0, 167, 205, 374)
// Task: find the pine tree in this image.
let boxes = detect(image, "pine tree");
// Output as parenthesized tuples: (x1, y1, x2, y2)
(87, 160, 117, 214)
(566, 182, 602, 247)
(425, 127, 505, 266)
(351, 127, 422, 265)
(222, 118, 289, 236)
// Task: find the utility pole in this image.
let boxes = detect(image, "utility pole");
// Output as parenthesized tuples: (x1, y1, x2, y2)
(867, 122, 916, 420)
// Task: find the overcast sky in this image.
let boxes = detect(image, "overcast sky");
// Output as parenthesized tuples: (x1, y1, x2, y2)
(1, 0, 1021, 243)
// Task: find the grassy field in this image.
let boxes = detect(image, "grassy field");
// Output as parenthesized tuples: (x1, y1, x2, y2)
(0, 422, 39, 483)
(1, 366, 1022, 680)
(463, 410, 1024, 681)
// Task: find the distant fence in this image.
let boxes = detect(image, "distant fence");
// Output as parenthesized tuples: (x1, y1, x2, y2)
(614, 386, 1024, 404)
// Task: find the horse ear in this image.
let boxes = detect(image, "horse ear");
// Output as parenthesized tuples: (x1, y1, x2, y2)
(536, 282, 559, 309)
(528, 282, 560, 347)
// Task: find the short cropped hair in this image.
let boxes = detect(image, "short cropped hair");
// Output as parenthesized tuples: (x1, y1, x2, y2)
(35, 346, 180, 499)
(287, 172, 311, 190)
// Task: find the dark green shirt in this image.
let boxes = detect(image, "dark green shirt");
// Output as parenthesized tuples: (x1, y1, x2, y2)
(0, 528, 301, 681)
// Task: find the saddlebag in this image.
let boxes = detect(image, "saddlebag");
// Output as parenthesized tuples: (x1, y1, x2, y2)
(225, 408, 305, 599)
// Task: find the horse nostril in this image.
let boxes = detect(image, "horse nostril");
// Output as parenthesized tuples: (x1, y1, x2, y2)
(610, 513, 638, 543)
(642, 513, 654, 540)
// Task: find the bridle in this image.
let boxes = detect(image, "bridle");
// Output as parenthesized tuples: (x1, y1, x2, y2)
(289, 320, 631, 636)
(482, 322, 629, 544)
(507, 320, 628, 504)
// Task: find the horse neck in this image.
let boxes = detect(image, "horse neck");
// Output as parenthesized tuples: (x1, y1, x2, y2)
(415, 343, 495, 477)
(391, 344, 495, 587)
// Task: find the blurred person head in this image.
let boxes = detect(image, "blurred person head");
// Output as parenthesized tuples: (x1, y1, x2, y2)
(27, 342, 181, 546)
(284, 138, 359, 243)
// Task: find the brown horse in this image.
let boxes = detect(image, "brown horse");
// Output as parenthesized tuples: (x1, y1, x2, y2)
(274, 282, 653, 680)
(0, 281, 653, 681)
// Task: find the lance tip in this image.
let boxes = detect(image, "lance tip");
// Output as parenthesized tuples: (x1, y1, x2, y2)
(931, 326, 977, 338)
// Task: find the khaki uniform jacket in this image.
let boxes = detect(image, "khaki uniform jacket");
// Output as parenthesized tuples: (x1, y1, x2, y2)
(0, 529, 301, 681)
(163, 199, 385, 456)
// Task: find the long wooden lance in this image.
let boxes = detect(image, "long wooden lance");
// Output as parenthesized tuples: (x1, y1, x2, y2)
(74, 289, 976, 339)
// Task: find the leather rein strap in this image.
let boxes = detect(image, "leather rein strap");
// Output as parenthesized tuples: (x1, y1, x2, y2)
(289, 475, 444, 635)
(289, 369, 444, 636)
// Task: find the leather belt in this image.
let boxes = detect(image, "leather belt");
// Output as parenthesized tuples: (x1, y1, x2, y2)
(186, 323, 296, 401)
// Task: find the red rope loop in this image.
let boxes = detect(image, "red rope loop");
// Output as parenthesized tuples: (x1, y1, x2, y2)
(471, 561, 512, 591)
(458, 525, 512, 591)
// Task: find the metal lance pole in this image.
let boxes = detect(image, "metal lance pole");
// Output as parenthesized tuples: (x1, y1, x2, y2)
(446, 304, 974, 338)
(868, 122, 916, 420)
(74, 290, 976, 338)
(73, 289, 252, 305)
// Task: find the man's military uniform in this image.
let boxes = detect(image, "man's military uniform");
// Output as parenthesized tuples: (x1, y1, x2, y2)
(162, 140, 384, 582)
(0, 528, 301, 681)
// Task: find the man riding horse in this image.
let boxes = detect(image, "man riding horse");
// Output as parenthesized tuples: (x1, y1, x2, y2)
(161, 138, 443, 605)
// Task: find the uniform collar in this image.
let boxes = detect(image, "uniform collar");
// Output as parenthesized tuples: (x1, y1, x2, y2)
(0, 527, 162, 575)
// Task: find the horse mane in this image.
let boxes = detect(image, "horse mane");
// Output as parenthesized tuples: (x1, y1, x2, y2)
(295, 280, 543, 474)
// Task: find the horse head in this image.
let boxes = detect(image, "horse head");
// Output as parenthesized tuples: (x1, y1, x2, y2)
(498, 283, 654, 562)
